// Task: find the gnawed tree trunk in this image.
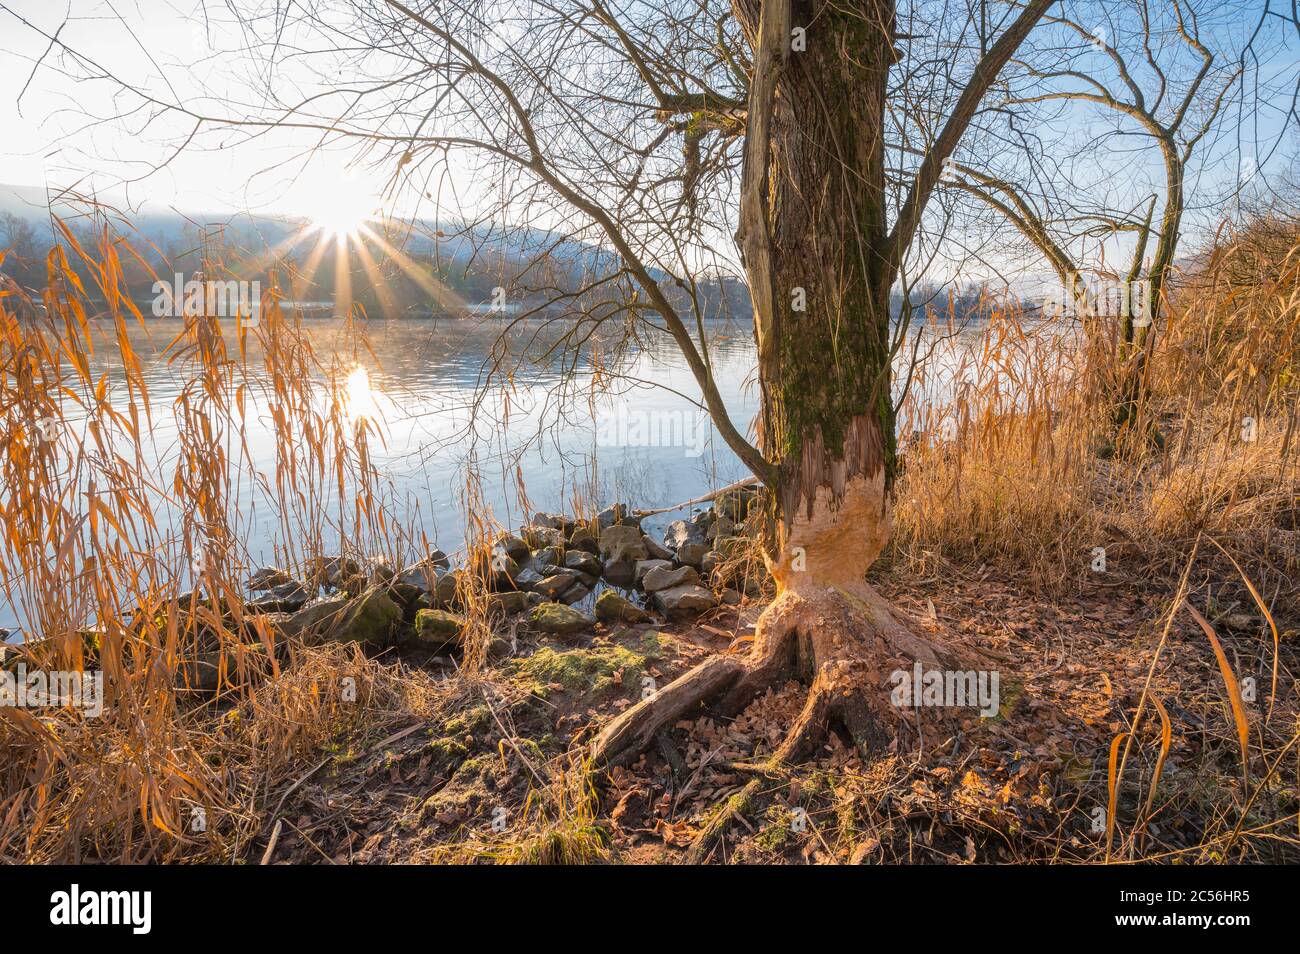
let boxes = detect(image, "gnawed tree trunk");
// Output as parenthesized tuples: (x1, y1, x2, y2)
(595, 0, 958, 776)
(591, 0, 1054, 855)
(735, 0, 956, 756)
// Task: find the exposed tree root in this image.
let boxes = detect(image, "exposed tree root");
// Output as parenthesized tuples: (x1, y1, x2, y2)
(591, 576, 971, 861)
(590, 656, 744, 767)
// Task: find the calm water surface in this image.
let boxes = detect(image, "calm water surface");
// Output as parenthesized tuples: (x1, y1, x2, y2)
(3, 313, 1032, 632)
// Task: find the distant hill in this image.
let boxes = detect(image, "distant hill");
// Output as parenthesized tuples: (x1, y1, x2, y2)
(0, 182, 753, 319)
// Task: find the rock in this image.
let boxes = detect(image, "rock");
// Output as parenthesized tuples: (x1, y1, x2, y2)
(247, 566, 292, 591)
(386, 581, 426, 614)
(720, 588, 742, 605)
(408, 609, 465, 650)
(282, 596, 348, 639)
(332, 588, 403, 649)
(564, 550, 602, 576)
(488, 636, 515, 658)
(521, 525, 566, 550)
(716, 486, 758, 522)
(486, 591, 531, 616)
(642, 535, 675, 561)
(400, 564, 462, 608)
(568, 526, 599, 553)
(496, 533, 531, 563)
(707, 515, 737, 542)
(642, 564, 700, 593)
(560, 582, 590, 605)
(432, 571, 460, 608)
(652, 583, 717, 619)
(602, 557, 637, 588)
(247, 580, 310, 614)
(634, 559, 673, 586)
(528, 602, 594, 636)
(595, 590, 653, 624)
(599, 524, 648, 562)
(531, 512, 566, 531)
(690, 508, 716, 530)
(533, 545, 566, 568)
(664, 519, 708, 553)
(487, 550, 521, 589)
(675, 541, 709, 567)
(243, 613, 293, 642)
(701, 550, 723, 576)
(180, 643, 268, 694)
(307, 556, 363, 591)
(514, 564, 544, 590)
(398, 559, 445, 594)
(597, 503, 628, 529)
(534, 572, 579, 601)
(599, 524, 649, 585)
(366, 557, 396, 586)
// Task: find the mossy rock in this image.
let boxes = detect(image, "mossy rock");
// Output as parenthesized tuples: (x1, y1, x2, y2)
(594, 590, 652, 624)
(527, 601, 594, 636)
(407, 608, 465, 651)
(329, 587, 403, 650)
(441, 704, 492, 738)
(511, 635, 660, 698)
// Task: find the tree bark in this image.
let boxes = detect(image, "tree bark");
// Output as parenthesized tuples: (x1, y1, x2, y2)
(596, 1, 952, 774)
(735, 0, 956, 740)
(594, 0, 1053, 775)
(742, 0, 895, 549)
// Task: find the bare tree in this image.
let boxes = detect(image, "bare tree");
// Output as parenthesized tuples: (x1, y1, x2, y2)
(11, 0, 1059, 808)
(935, 0, 1296, 439)
(0, 211, 43, 289)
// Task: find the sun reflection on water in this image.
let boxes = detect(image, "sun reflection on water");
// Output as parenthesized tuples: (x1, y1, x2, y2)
(344, 365, 378, 424)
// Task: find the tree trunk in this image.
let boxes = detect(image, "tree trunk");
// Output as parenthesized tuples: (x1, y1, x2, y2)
(751, 0, 896, 565)
(594, 0, 959, 770)
(735, 0, 955, 756)
(1115, 141, 1180, 448)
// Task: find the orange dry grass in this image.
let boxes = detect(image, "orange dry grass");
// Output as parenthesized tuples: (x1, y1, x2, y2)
(892, 222, 1299, 616)
(0, 221, 433, 862)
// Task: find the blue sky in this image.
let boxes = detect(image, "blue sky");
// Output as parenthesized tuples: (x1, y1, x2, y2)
(1, 0, 1295, 285)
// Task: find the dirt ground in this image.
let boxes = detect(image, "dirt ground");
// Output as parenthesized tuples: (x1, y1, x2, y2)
(251, 564, 1299, 865)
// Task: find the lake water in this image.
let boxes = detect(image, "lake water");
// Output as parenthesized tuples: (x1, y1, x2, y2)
(1, 312, 1033, 633)
(1, 316, 763, 632)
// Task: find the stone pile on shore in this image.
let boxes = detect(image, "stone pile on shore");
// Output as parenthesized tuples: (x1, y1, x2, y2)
(229, 487, 763, 670)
